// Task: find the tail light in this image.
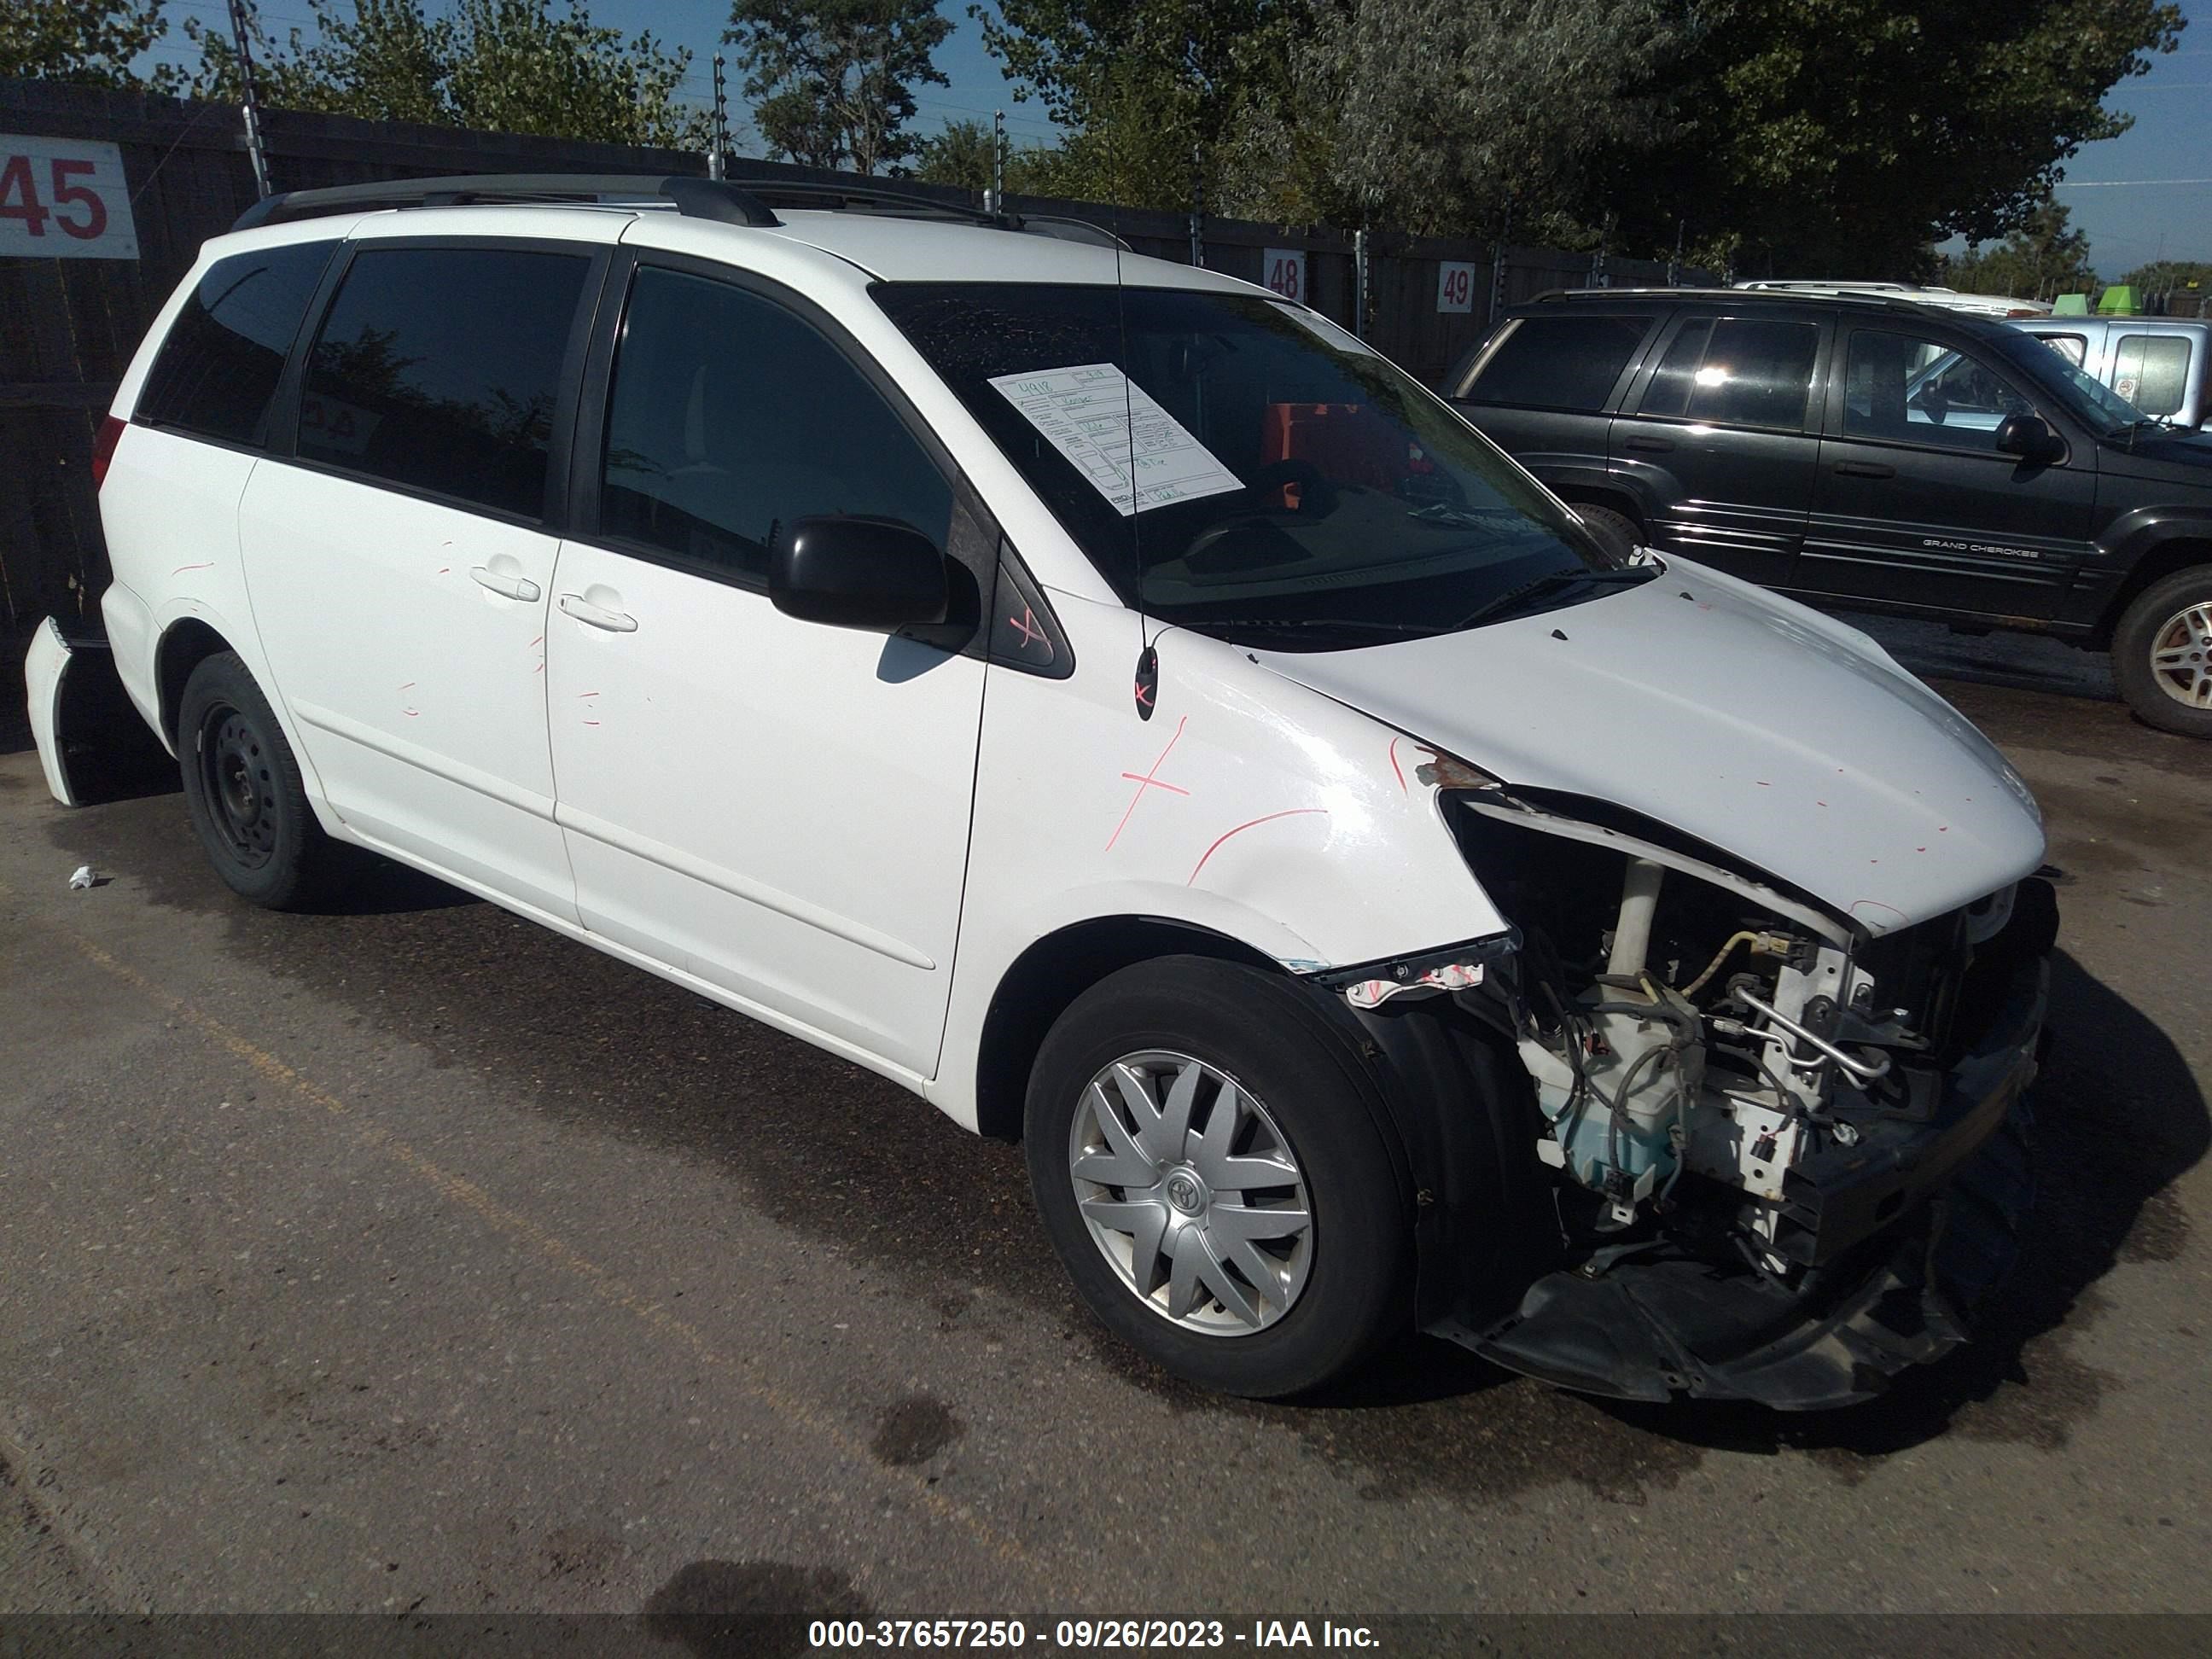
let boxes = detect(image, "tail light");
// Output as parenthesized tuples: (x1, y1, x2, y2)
(91, 414, 125, 491)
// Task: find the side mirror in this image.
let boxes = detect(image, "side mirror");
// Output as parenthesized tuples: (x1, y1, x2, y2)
(769, 515, 949, 632)
(1993, 412, 2062, 463)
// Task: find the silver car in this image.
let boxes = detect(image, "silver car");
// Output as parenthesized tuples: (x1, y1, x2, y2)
(2013, 316, 2210, 431)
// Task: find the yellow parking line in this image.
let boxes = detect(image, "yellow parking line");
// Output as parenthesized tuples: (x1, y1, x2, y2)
(3, 888, 1027, 1568)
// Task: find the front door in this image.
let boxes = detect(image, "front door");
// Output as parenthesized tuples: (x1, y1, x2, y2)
(241, 239, 598, 920)
(1610, 311, 1827, 586)
(1801, 325, 2096, 619)
(546, 260, 987, 1078)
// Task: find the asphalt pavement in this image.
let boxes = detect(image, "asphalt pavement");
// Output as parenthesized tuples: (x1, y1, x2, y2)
(2, 628, 2208, 1630)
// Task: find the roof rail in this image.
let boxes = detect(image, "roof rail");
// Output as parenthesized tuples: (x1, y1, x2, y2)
(230, 173, 781, 233)
(731, 178, 1016, 229)
(1529, 284, 1968, 319)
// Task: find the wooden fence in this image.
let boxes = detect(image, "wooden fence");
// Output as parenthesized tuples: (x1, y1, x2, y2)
(0, 76, 1706, 632)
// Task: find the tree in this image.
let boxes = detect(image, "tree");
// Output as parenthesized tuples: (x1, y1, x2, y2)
(2, 0, 182, 90)
(910, 115, 1067, 195)
(726, 0, 952, 175)
(1619, 0, 2187, 276)
(189, 0, 709, 148)
(974, 0, 1307, 211)
(2119, 259, 2212, 297)
(1284, 0, 1684, 236)
(1939, 196, 2098, 300)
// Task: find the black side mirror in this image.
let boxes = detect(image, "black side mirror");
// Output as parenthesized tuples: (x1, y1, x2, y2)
(769, 515, 950, 632)
(1994, 412, 2062, 463)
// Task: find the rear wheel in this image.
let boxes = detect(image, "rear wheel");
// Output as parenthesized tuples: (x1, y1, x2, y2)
(1570, 503, 1641, 562)
(2113, 566, 2212, 737)
(1024, 957, 1410, 1398)
(177, 652, 360, 908)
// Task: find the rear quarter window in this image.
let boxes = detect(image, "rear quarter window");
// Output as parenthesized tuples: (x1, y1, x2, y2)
(1463, 315, 1650, 411)
(2114, 335, 2192, 419)
(136, 241, 338, 447)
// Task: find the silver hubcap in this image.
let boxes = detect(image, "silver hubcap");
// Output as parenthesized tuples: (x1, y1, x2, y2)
(1068, 1051, 1313, 1336)
(2148, 602, 2212, 709)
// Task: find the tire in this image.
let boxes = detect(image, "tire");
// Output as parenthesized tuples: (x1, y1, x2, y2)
(2112, 567, 2212, 737)
(1569, 503, 1641, 562)
(176, 652, 359, 909)
(1024, 956, 1411, 1398)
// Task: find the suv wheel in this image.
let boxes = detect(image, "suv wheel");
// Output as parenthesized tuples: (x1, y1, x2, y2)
(1570, 504, 1641, 562)
(178, 652, 362, 908)
(2113, 568, 2212, 737)
(1024, 956, 1409, 1398)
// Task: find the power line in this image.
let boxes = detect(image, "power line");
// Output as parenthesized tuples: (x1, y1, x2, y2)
(2056, 178, 2212, 187)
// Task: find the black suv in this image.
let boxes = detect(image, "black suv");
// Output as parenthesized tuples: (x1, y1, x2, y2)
(1451, 288, 2212, 735)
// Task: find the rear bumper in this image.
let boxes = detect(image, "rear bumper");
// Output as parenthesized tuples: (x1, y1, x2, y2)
(22, 615, 172, 808)
(1444, 949, 2047, 1411)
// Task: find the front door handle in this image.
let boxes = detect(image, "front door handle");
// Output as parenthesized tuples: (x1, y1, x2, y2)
(1832, 460, 1896, 479)
(558, 592, 638, 632)
(469, 565, 542, 602)
(1622, 434, 1674, 452)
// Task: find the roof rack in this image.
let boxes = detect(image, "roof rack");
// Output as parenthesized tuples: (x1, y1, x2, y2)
(226, 172, 1132, 250)
(231, 173, 781, 232)
(1528, 284, 1970, 319)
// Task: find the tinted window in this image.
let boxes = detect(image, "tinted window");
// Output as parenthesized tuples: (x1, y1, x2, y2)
(137, 242, 336, 446)
(299, 245, 590, 519)
(1640, 317, 1819, 427)
(2034, 332, 2088, 368)
(1466, 315, 1648, 410)
(1843, 329, 2035, 452)
(600, 267, 952, 581)
(2115, 335, 2192, 419)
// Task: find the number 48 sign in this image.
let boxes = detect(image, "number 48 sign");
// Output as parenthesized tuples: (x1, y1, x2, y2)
(1262, 247, 1306, 303)
(0, 137, 139, 259)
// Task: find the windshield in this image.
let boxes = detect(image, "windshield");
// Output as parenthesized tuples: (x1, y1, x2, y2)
(1985, 328, 2150, 438)
(875, 282, 1635, 649)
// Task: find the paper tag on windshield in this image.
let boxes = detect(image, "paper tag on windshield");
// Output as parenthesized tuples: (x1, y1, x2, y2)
(988, 364, 1244, 516)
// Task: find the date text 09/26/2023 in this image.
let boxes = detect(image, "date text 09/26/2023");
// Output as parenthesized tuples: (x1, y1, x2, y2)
(807, 1620, 1382, 1650)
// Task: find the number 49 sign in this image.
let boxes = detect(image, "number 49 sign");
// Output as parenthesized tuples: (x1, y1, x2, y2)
(0, 137, 139, 259)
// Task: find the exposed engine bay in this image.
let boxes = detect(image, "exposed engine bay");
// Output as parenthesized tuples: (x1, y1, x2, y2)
(1330, 775, 2057, 1406)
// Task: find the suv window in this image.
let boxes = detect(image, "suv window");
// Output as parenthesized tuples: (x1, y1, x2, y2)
(2115, 335, 2191, 420)
(1465, 315, 1649, 410)
(1639, 317, 1819, 428)
(2034, 332, 2089, 369)
(137, 241, 337, 447)
(599, 266, 952, 582)
(298, 244, 591, 520)
(1845, 329, 2035, 451)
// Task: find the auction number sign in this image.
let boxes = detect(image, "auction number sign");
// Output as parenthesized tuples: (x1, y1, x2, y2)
(0, 137, 139, 259)
(1262, 247, 1306, 302)
(1436, 260, 1479, 314)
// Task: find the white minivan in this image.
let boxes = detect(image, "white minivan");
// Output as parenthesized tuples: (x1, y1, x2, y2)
(30, 175, 2056, 1409)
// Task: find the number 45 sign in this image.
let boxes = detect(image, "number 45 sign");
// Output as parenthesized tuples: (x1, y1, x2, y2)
(0, 137, 139, 259)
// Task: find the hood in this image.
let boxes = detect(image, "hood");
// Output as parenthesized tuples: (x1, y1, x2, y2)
(2096, 428, 2212, 485)
(1252, 559, 2046, 935)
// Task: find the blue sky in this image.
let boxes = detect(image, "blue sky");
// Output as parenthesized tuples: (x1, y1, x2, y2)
(143, 0, 2210, 272)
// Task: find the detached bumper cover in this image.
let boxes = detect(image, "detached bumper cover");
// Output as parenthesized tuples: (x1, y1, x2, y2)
(23, 617, 170, 808)
(1446, 951, 2047, 1411)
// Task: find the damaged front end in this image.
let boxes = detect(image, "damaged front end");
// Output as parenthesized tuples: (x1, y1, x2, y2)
(1347, 774, 2054, 1411)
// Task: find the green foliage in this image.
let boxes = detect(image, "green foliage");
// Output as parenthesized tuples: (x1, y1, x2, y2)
(1624, 0, 2186, 276)
(2, 0, 182, 91)
(975, 0, 1307, 211)
(2120, 259, 2212, 295)
(1937, 196, 2098, 300)
(910, 116, 1063, 194)
(187, 1, 710, 148)
(725, 0, 952, 175)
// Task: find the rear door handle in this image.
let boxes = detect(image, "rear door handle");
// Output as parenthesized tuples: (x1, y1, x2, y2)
(1832, 461, 1896, 479)
(558, 592, 638, 632)
(469, 566, 541, 602)
(1622, 434, 1674, 452)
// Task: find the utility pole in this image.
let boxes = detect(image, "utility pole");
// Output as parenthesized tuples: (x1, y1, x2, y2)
(1353, 226, 1369, 339)
(709, 54, 729, 182)
(226, 0, 272, 200)
(1187, 144, 1204, 267)
(1490, 201, 1512, 324)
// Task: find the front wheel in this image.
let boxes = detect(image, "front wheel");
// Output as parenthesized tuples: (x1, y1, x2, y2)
(1024, 957, 1410, 1398)
(2113, 567, 2212, 737)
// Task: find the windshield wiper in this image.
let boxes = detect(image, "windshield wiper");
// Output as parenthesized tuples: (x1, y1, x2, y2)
(1452, 565, 1653, 630)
